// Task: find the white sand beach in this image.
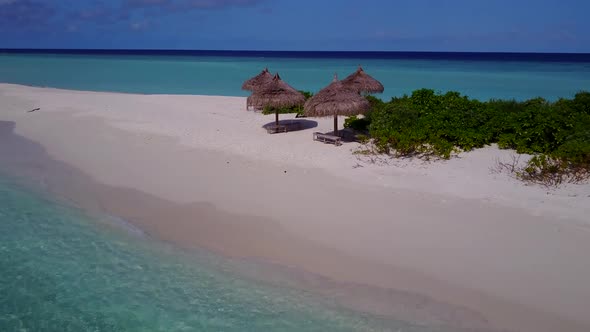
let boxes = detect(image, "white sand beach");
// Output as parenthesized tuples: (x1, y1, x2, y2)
(1, 83, 589, 332)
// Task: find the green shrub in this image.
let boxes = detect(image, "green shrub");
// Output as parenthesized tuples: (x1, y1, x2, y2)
(357, 89, 590, 184)
(343, 115, 371, 131)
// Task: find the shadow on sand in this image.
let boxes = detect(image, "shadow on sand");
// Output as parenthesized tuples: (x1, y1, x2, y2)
(321, 128, 367, 143)
(261, 119, 318, 132)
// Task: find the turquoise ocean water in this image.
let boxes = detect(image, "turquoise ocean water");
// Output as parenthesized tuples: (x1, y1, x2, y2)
(0, 175, 447, 332)
(1, 52, 590, 101)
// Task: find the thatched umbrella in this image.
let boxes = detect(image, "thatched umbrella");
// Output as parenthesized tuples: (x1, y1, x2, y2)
(341, 66, 384, 94)
(247, 73, 305, 126)
(242, 67, 273, 92)
(304, 75, 370, 136)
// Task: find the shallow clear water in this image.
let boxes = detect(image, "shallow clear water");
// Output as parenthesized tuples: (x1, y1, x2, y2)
(1, 53, 590, 101)
(0, 175, 446, 331)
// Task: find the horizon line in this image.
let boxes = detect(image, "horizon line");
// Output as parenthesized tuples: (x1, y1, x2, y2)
(1, 48, 590, 55)
(2, 49, 590, 62)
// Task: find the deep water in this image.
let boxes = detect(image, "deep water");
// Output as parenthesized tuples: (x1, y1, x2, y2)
(1, 51, 590, 101)
(0, 175, 448, 332)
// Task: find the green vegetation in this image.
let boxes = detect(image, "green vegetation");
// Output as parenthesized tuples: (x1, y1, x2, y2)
(345, 89, 590, 185)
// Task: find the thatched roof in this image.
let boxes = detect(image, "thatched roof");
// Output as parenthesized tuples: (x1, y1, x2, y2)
(341, 66, 384, 94)
(247, 73, 305, 109)
(242, 68, 274, 91)
(304, 75, 370, 117)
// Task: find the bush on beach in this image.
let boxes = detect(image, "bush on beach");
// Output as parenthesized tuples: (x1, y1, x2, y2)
(345, 89, 590, 185)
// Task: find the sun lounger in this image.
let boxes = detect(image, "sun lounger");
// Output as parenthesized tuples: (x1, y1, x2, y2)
(266, 121, 302, 134)
(313, 132, 342, 146)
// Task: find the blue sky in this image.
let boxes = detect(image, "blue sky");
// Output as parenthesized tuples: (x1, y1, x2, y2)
(0, 0, 588, 52)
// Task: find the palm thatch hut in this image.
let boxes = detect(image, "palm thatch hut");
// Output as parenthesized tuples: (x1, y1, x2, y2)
(242, 67, 273, 92)
(247, 73, 305, 126)
(304, 75, 370, 136)
(341, 66, 384, 94)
